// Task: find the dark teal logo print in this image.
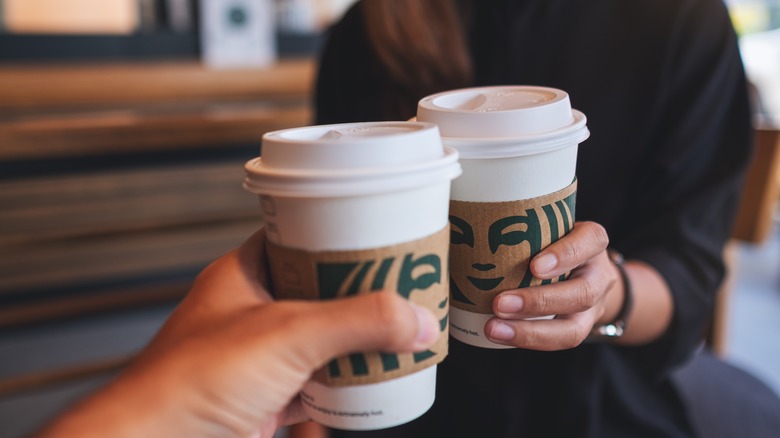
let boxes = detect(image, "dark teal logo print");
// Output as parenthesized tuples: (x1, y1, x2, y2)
(316, 253, 448, 379)
(449, 190, 576, 310)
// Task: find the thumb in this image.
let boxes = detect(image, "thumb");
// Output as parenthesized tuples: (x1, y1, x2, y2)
(284, 292, 441, 369)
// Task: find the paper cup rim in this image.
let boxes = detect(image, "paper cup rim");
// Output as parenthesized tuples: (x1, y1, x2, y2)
(263, 120, 440, 143)
(244, 147, 462, 197)
(259, 121, 444, 171)
(436, 109, 589, 159)
(418, 85, 568, 113)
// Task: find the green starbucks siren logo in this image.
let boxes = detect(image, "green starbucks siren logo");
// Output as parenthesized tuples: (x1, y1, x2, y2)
(448, 181, 577, 313)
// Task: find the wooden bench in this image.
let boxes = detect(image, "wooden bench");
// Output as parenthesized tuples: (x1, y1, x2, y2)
(710, 123, 780, 355)
(0, 58, 315, 328)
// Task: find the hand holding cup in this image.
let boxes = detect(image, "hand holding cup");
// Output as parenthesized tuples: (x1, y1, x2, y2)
(36, 229, 441, 438)
(485, 221, 618, 350)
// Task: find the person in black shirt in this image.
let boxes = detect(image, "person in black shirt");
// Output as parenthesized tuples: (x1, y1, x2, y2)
(315, 0, 755, 436)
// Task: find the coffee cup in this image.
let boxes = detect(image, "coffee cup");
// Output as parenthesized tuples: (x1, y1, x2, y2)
(243, 121, 461, 429)
(417, 86, 589, 349)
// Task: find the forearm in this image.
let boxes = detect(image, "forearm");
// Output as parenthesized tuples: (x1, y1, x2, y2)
(36, 377, 160, 437)
(35, 364, 216, 438)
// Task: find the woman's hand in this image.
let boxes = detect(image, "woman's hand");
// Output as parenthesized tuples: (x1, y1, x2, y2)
(37, 229, 441, 438)
(484, 221, 620, 350)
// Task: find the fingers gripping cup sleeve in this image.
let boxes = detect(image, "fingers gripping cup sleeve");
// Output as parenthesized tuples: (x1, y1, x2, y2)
(417, 86, 589, 349)
(265, 227, 450, 387)
(449, 180, 577, 314)
(243, 121, 461, 430)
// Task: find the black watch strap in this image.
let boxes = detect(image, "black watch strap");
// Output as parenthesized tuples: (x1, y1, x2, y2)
(591, 249, 633, 338)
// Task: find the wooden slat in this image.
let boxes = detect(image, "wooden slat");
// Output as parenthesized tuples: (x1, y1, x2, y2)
(0, 281, 187, 329)
(0, 355, 132, 397)
(0, 161, 260, 245)
(0, 58, 315, 110)
(0, 218, 261, 295)
(731, 128, 780, 243)
(0, 104, 311, 160)
(708, 241, 737, 357)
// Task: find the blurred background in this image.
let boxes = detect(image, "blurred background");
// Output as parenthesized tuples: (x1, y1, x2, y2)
(0, 1, 778, 437)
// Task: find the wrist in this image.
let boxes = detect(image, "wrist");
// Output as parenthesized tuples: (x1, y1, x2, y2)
(591, 249, 633, 338)
(599, 253, 625, 325)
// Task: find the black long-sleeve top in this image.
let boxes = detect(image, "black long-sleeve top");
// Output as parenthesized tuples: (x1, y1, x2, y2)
(315, 0, 753, 436)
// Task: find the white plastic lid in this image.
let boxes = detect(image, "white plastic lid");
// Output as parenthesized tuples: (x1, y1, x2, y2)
(417, 86, 589, 158)
(244, 121, 462, 197)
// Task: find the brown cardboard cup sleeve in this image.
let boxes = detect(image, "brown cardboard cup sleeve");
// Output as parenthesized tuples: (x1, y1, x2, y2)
(449, 179, 577, 314)
(265, 227, 450, 387)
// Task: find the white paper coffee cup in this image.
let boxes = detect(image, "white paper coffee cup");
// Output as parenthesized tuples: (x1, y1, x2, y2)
(243, 121, 461, 429)
(417, 86, 589, 349)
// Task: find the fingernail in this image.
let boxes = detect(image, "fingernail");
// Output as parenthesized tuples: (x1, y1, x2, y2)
(534, 253, 558, 274)
(497, 295, 523, 313)
(412, 304, 439, 348)
(489, 322, 515, 341)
